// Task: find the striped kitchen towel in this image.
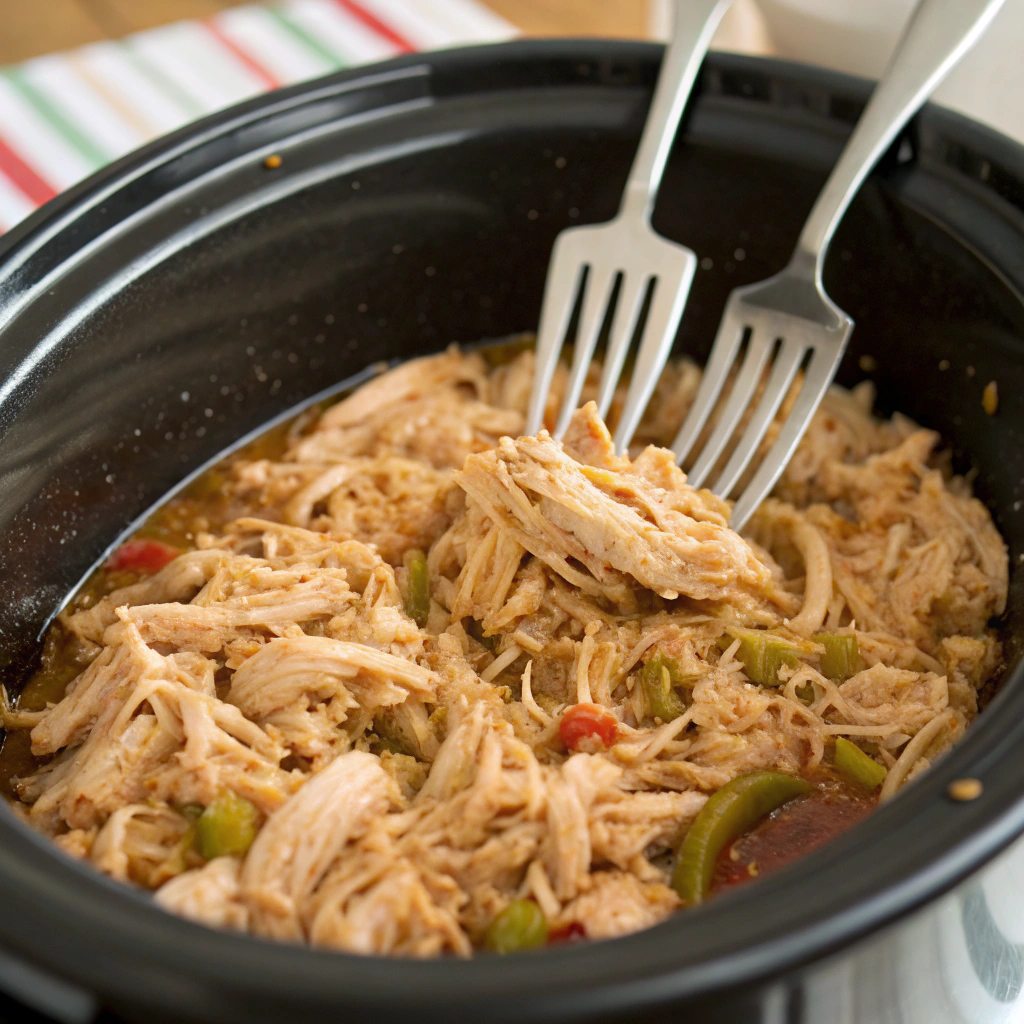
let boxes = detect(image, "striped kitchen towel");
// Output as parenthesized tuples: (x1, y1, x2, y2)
(0, 0, 516, 232)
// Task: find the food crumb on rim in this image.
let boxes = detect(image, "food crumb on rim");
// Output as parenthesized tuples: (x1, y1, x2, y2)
(947, 778, 984, 801)
(983, 380, 998, 416)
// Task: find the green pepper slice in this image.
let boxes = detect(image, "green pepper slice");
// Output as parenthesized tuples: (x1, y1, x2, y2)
(484, 899, 548, 953)
(815, 632, 861, 681)
(195, 791, 260, 860)
(726, 628, 804, 687)
(833, 737, 887, 791)
(672, 771, 813, 903)
(403, 548, 430, 628)
(639, 653, 688, 723)
(794, 683, 816, 704)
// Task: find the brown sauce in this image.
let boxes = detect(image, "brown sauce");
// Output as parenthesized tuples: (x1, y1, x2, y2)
(712, 781, 876, 893)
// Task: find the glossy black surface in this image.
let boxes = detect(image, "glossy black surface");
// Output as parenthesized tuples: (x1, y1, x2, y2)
(0, 41, 1023, 1024)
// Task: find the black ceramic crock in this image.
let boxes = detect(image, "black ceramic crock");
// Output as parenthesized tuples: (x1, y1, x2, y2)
(0, 40, 1023, 1024)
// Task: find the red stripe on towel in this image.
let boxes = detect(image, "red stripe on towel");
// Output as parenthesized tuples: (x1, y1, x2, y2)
(0, 136, 56, 206)
(332, 0, 414, 53)
(203, 20, 282, 91)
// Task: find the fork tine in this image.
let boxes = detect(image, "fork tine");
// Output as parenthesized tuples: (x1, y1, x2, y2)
(686, 329, 777, 489)
(526, 254, 586, 435)
(554, 266, 617, 439)
(670, 306, 746, 466)
(711, 337, 806, 498)
(612, 267, 692, 452)
(595, 272, 647, 421)
(729, 346, 842, 531)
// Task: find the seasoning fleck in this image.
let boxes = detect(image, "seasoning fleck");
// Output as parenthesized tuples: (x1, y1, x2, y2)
(966, 365, 976, 377)
(983, 380, 998, 416)
(858, 354, 878, 373)
(938, 359, 950, 371)
(263, 154, 282, 170)
(948, 778, 983, 801)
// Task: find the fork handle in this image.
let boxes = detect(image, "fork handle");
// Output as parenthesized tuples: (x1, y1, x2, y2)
(620, 0, 735, 223)
(795, 0, 1005, 280)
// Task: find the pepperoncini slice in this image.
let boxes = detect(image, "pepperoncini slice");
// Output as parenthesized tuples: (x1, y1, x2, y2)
(403, 548, 430, 628)
(815, 632, 861, 682)
(834, 737, 887, 791)
(639, 653, 689, 723)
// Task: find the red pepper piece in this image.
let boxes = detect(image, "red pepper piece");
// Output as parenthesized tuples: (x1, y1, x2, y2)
(559, 703, 619, 752)
(548, 921, 586, 945)
(106, 538, 181, 573)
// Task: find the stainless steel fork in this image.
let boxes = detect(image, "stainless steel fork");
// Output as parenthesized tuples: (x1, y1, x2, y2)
(671, 0, 1004, 532)
(525, 0, 734, 449)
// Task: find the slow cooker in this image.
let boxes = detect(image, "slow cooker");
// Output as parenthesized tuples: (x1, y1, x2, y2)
(0, 39, 1022, 1024)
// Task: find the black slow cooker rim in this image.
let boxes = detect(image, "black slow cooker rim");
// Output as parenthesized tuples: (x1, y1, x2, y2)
(0, 39, 1022, 1019)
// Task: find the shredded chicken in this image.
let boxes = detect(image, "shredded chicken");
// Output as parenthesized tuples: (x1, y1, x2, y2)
(455, 404, 787, 613)
(227, 636, 435, 767)
(7, 345, 1006, 957)
(242, 750, 398, 939)
(156, 856, 249, 930)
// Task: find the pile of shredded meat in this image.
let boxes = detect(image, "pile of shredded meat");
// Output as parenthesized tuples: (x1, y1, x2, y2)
(2, 345, 1007, 956)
